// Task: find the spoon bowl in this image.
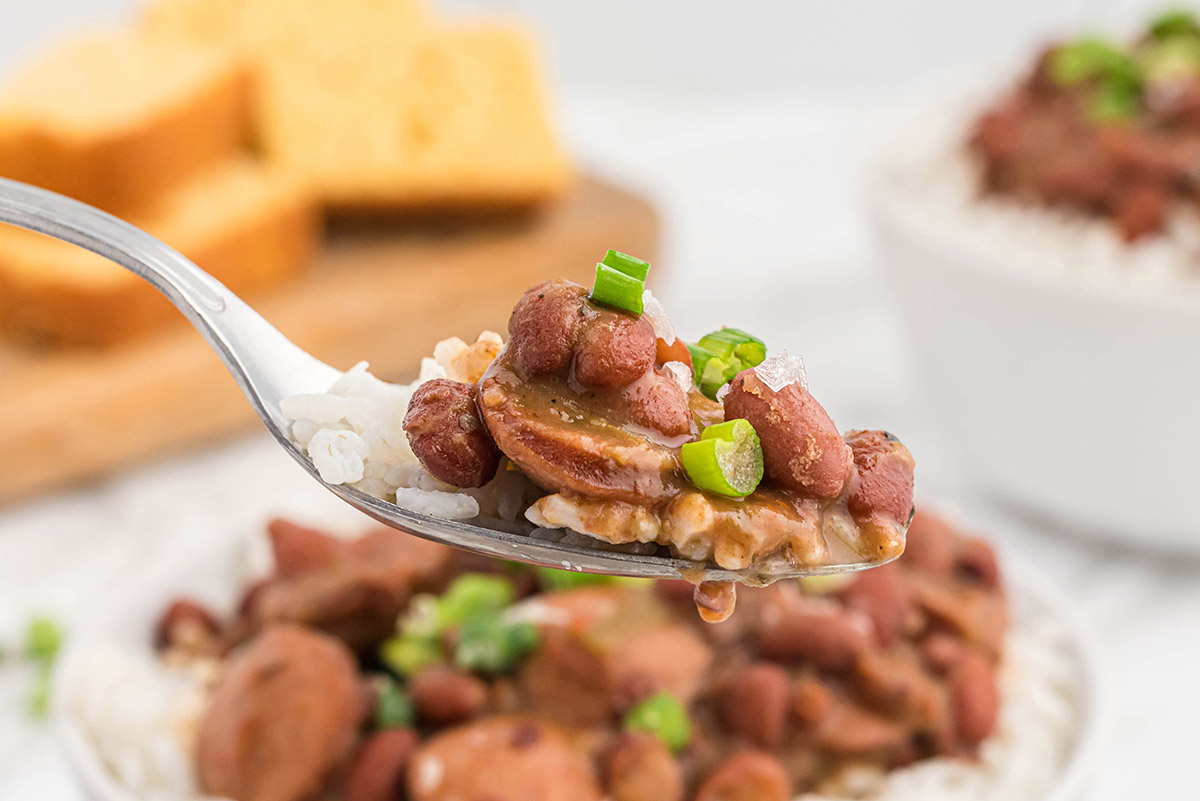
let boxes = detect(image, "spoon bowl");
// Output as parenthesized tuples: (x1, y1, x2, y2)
(0, 177, 895, 581)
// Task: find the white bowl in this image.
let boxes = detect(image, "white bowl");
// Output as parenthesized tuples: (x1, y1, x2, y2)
(53, 521, 1105, 801)
(869, 118, 1200, 549)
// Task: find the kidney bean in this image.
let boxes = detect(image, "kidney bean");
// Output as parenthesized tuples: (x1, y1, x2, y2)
(1113, 181, 1168, 241)
(955, 538, 1002, 590)
(836, 563, 912, 647)
(758, 590, 873, 671)
(854, 651, 948, 731)
(813, 695, 910, 755)
(344, 729, 419, 801)
(404, 379, 501, 488)
(951, 649, 1000, 747)
(155, 598, 220, 654)
(790, 676, 833, 727)
(921, 632, 968, 675)
(267, 518, 346, 578)
(196, 626, 365, 801)
(723, 369, 852, 500)
(694, 751, 791, 801)
(603, 732, 684, 801)
(507, 280, 587, 378)
(901, 510, 959, 578)
(843, 430, 915, 529)
(409, 665, 488, 726)
(613, 368, 694, 438)
(575, 312, 656, 388)
(717, 663, 790, 748)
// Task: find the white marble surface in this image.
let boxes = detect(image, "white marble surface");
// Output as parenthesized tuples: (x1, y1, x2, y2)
(1, 92, 1196, 798)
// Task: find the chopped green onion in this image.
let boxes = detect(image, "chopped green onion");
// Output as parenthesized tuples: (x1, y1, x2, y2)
(623, 692, 691, 752)
(27, 664, 52, 721)
(1089, 79, 1141, 121)
(696, 328, 764, 360)
(24, 616, 62, 664)
(1049, 38, 1138, 86)
(688, 344, 716, 377)
(453, 613, 539, 673)
(690, 329, 767, 398)
(1149, 9, 1200, 40)
(381, 633, 443, 678)
(438, 574, 515, 628)
(681, 418, 764, 497)
(733, 340, 767, 367)
(591, 264, 645, 315)
(535, 567, 615, 590)
(375, 678, 415, 729)
(601, 249, 650, 282)
(1141, 36, 1200, 81)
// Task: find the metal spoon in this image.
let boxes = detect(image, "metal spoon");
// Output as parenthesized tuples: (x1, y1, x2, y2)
(0, 177, 895, 582)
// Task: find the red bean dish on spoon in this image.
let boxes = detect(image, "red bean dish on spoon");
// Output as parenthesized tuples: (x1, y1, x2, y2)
(402, 251, 915, 621)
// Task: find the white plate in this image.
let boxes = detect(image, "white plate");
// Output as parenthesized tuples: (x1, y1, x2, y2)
(53, 525, 1105, 801)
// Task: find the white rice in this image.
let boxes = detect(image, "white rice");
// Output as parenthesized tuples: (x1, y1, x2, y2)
(67, 582, 1086, 801)
(876, 102, 1200, 298)
(280, 332, 510, 522)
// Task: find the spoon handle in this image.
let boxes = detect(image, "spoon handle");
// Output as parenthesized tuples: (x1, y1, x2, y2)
(0, 178, 340, 426)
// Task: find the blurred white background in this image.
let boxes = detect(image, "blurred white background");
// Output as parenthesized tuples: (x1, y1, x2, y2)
(2, 1, 1197, 798)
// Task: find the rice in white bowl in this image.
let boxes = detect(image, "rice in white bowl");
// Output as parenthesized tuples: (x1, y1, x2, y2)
(280, 331, 541, 524)
(875, 103, 1200, 298)
(64, 577, 1088, 801)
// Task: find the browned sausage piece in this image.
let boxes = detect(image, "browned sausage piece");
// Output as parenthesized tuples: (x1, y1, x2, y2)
(757, 587, 873, 671)
(575, 311, 656, 388)
(844, 430, 915, 530)
(345, 729, 419, 801)
(407, 716, 602, 801)
(951, 649, 1000, 747)
(507, 280, 587, 378)
(693, 751, 791, 801)
(603, 732, 684, 801)
(196, 626, 365, 801)
(155, 598, 220, 654)
(409, 665, 488, 726)
(723, 369, 852, 500)
(613, 368, 695, 438)
(254, 527, 451, 651)
(717, 663, 790, 748)
(404, 379, 501, 488)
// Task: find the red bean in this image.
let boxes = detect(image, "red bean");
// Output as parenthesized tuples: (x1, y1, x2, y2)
(717, 663, 790, 748)
(507, 280, 587, 378)
(603, 732, 684, 801)
(758, 590, 873, 671)
(844, 430, 916, 528)
(951, 649, 1000, 747)
(575, 312, 656, 388)
(836, 563, 912, 647)
(694, 751, 791, 801)
(404, 379, 501, 488)
(267, 519, 345, 578)
(723, 369, 852, 500)
(154, 598, 219, 653)
(409, 665, 488, 726)
(344, 729, 418, 801)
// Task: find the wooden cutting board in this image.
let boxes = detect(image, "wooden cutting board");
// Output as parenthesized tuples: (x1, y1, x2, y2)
(0, 177, 658, 506)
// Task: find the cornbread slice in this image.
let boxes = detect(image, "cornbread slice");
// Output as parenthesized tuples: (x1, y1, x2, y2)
(0, 28, 250, 213)
(143, 0, 571, 210)
(0, 158, 318, 345)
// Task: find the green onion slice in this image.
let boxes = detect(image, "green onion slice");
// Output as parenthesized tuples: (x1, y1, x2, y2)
(454, 613, 539, 673)
(591, 263, 645, 315)
(623, 692, 692, 752)
(380, 633, 443, 678)
(601, 249, 651, 282)
(438, 574, 515, 628)
(1149, 9, 1200, 40)
(375, 678, 416, 729)
(681, 418, 764, 497)
(24, 616, 62, 664)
